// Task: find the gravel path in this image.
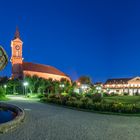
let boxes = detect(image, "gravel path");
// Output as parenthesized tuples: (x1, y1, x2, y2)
(0, 98, 140, 140)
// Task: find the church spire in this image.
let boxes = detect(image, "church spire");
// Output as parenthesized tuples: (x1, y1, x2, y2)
(14, 26, 20, 39)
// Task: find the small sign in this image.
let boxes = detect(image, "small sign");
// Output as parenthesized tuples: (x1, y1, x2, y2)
(0, 46, 8, 70)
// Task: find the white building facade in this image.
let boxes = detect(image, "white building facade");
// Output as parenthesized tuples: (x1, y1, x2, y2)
(104, 77, 140, 95)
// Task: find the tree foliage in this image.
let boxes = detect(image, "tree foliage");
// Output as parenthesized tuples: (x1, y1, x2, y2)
(3, 75, 73, 95)
(78, 76, 93, 85)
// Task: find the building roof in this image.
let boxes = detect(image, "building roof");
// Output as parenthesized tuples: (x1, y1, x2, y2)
(22, 62, 67, 77)
(14, 26, 20, 39)
(105, 78, 132, 84)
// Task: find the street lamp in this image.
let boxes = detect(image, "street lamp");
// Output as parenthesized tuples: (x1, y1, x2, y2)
(23, 82, 28, 96)
(59, 84, 65, 88)
(96, 86, 103, 97)
(59, 84, 65, 93)
(96, 86, 102, 92)
(77, 82, 81, 86)
(4, 84, 7, 94)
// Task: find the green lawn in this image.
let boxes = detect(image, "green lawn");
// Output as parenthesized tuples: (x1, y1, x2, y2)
(0, 96, 9, 101)
(104, 96, 140, 105)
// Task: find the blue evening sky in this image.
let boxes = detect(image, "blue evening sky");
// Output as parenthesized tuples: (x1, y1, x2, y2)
(0, 0, 140, 82)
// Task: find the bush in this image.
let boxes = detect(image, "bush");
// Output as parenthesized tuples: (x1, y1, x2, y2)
(61, 92, 68, 96)
(92, 93, 102, 102)
(103, 92, 110, 97)
(69, 92, 81, 100)
(0, 86, 5, 98)
(90, 101, 140, 113)
(66, 99, 77, 107)
(85, 93, 93, 98)
(37, 93, 45, 98)
(80, 97, 91, 108)
(68, 96, 77, 102)
(80, 97, 89, 104)
(41, 97, 48, 102)
(135, 92, 140, 96)
(110, 92, 118, 96)
(41, 92, 140, 114)
(76, 100, 84, 108)
(60, 95, 69, 105)
(47, 93, 60, 104)
(123, 92, 129, 96)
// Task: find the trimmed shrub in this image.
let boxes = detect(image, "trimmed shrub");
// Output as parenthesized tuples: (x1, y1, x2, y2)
(103, 92, 110, 97)
(37, 93, 45, 98)
(123, 92, 129, 96)
(60, 95, 69, 105)
(76, 100, 84, 108)
(47, 93, 60, 104)
(66, 100, 77, 107)
(85, 93, 93, 98)
(92, 93, 102, 102)
(110, 92, 119, 96)
(41, 97, 48, 102)
(41, 92, 140, 114)
(80, 97, 90, 109)
(69, 92, 81, 100)
(135, 92, 140, 96)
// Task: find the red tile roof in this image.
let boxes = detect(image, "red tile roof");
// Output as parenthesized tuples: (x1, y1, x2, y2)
(105, 78, 132, 84)
(22, 62, 67, 77)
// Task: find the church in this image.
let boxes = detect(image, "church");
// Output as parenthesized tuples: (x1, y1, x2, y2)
(10, 28, 71, 82)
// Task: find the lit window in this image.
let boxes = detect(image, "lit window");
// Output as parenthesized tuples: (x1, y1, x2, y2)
(16, 51, 20, 57)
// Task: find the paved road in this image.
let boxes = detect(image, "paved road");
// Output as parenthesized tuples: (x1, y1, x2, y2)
(0, 97, 140, 140)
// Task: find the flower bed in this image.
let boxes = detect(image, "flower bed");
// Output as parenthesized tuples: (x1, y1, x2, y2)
(41, 93, 140, 114)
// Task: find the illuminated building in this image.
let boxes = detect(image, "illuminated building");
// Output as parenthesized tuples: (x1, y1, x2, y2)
(104, 77, 140, 95)
(10, 27, 71, 82)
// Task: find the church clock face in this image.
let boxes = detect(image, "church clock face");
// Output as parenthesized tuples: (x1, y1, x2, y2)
(15, 45, 20, 50)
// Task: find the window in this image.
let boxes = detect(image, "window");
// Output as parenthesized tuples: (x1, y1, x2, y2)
(16, 51, 20, 57)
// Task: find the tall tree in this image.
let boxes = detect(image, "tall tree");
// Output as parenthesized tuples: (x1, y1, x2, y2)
(77, 76, 93, 85)
(7, 79, 21, 94)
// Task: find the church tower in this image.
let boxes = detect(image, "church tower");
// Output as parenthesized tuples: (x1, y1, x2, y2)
(10, 27, 23, 79)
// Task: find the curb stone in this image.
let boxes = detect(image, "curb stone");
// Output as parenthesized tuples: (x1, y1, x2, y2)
(0, 103, 25, 133)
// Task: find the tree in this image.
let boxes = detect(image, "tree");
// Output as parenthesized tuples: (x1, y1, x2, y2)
(37, 78, 47, 94)
(7, 79, 21, 94)
(0, 76, 8, 86)
(77, 76, 93, 85)
(24, 75, 40, 93)
(0, 86, 5, 99)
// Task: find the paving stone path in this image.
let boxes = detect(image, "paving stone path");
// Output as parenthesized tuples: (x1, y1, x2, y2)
(0, 96, 140, 140)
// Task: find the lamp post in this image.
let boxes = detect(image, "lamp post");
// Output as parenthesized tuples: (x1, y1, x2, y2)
(81, 84, 88, 93)
(96, 86, 103, 97)
(23, 82, 28, 96)
(77, 82, 81, 87)
(59, 84, 65, 93)
(4, 84, 7, 95)
(59, 84, 65, 88)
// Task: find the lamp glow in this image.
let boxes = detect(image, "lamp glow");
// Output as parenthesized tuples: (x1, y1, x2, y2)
(23, 82, 28, 86)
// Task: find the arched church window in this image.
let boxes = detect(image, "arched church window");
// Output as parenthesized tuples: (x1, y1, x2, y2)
(16, 50, 20, 57)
